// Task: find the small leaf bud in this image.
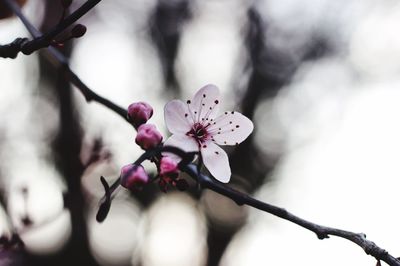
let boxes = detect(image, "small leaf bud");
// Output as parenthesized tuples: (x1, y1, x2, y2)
(70, 24, 87, 38)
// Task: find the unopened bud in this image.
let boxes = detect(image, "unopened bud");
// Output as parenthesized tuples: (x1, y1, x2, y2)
(127, 102, 153, 128)
(120, 164, 149, 190)
(159, 156, 179, 176)
(71, 24, 87, 38)
(135, 124, 163, 150)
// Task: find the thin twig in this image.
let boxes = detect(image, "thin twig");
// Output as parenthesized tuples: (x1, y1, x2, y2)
(182, 163, 400, 266)
(0, 0, 101, 58)
(2, 0, 128, 121)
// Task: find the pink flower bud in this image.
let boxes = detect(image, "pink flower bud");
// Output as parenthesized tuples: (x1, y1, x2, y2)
(159, 156, 179, 176)
(135, 124, 163, 150)
(127, 102, 153, 128)
(120, 164, 149, 190)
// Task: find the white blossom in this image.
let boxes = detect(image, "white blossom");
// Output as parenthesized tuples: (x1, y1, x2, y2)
(164, 84, 253, 182)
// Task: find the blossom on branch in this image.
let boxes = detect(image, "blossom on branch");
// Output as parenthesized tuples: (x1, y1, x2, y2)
(164, 84, 253, 183)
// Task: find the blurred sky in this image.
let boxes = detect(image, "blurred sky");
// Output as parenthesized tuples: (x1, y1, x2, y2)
(1, 0, 400, 265)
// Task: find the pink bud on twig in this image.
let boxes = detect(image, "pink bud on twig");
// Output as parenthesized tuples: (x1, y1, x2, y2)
(127, 102, 153, 129)
(135, 124, 163, 150)
(159, 156, 179, 176)
(120, 164, 149, 190)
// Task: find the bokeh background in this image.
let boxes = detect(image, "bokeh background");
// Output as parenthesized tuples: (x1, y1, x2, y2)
(1, 0, 400, 265)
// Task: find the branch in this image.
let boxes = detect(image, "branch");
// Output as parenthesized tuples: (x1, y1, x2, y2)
(96, 145, 400, 265)
(182, 164, 400, 266)
(2, 0, 128, 121)
(0, 0, 101, 58)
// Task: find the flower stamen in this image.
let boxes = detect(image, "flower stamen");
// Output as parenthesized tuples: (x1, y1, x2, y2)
(201, 100, 219, 123)
(186, 122, 209, 144)
(197, 96, 205, 122)
(186, 100, 197, 124)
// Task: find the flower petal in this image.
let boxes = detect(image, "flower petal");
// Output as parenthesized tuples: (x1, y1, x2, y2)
(189, 84, 221, 123)
(201, 142, 231, 183)
(208, 111, 254, 146)
(164, 100, 192, 134)
(163, 134, 199, 162)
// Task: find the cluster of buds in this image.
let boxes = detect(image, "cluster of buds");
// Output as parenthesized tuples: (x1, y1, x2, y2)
(120, 102, 186, 192)
(127, 102, 163, 150)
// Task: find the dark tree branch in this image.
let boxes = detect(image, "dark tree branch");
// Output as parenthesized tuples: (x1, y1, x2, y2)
(182, 163, 400, 266)
(96, 144, 400, 265)
(2, 0, 128, 122)
(0, 0, 101, 58)
(0, 37, 29, 58)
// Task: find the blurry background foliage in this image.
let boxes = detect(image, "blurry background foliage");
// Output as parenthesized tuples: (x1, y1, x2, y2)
(1, 0, 400, 265)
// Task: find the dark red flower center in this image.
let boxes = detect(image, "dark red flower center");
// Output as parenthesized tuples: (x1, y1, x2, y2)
(187, 122, 208, 143)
